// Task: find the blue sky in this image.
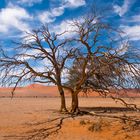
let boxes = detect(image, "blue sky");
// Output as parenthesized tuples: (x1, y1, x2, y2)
(0, 0, 140, 87)
(0, 0, 140, 47)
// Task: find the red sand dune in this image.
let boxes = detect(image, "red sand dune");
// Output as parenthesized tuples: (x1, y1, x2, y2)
(0, 84, 140, 97)
(0, 84, 59, 97)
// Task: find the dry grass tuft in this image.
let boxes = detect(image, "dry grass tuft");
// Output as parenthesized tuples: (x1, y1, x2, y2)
(88, 121, 102, 132)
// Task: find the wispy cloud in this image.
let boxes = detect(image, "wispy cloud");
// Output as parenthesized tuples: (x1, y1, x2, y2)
(63, 0, 86, 8)
(38, 6, 64, 24)
(0, 0, 86, 37)
(7, 0, 43, 6)
(131, 15, 140, 23)
(113, 0, 134, 16)
(38, 0, 86, 24)
(51, 19, 78, 39)
(121, 25, 140, 41)
(0, 4, 32, 33)
(119, 12, 140, 41)
(116, 41, 129, 55)
(121, 14, 140, 23)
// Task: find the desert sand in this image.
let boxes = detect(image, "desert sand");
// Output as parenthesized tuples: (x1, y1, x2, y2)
(0, 97, 140, 140)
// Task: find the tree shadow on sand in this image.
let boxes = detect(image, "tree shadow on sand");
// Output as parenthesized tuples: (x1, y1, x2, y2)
(3, 107, 140, 140)
(80, 106, 139, 113)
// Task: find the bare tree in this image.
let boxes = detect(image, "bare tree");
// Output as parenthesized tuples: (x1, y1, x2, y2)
(0, 26, 75, 112)
(0, 10, 140, 114)
(65, 14, 140, 113)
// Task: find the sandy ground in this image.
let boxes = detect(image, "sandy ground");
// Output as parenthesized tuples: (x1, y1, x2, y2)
(0, 97, 140, 140)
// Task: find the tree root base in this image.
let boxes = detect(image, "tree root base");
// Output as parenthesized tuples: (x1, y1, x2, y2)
(59, 108, 69, 114)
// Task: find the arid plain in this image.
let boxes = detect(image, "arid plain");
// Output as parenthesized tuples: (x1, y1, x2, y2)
(0, 85, 140, 140)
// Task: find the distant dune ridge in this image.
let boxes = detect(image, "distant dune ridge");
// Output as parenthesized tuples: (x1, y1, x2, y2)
(0, 84, 59, 97)
(0, 84, 140, 97)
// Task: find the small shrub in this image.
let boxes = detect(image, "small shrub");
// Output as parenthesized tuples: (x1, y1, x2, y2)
(80, 120, 87, 125)
(88, 122, 102, 132)
(79, 119, 91, 125)
(126, 121, 140, 131)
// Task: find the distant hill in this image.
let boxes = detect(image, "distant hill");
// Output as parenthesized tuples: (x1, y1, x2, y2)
(0, 84, 59, 97)
(0, 84, 139, 98)
(26, 84, 47, 89)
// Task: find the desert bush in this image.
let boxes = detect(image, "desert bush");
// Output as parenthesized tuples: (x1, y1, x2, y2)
(88, 122, 102, 132)
(79, 119, 91, 125)
(125, 121, 140, 131)
(80, 120, 87, 125)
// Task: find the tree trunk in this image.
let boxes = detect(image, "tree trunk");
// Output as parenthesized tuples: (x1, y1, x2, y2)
(59, 88, 67, 112)
(71, 92, 80, 114)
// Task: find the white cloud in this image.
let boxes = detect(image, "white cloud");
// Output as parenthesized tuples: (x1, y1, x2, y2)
(53, 20, 72, 33)
(51, 7, 64, 16)
(0, 5, 32, 33)
(15, 0, 43, 6)
(121, 14, 140, 23)
(131, 15, 140, 23)
(16, 47, 51, 61)
(52, 19, 78, 39)
(38, 7, 64, 24)
(38, 11, 55, 24)
(51, 16, 97, 40)
(63, 0, 86, 8)
(52, 17, 95, 39)
(113, 0, 132, 16)
(116, 41, 129, 55)
(38, 0, 86, 24)
(121, 25, 140, 41)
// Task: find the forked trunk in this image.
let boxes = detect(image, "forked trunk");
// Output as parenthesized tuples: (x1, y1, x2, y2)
(59, 88, 67, 112)
(71, 92, 80, 114)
